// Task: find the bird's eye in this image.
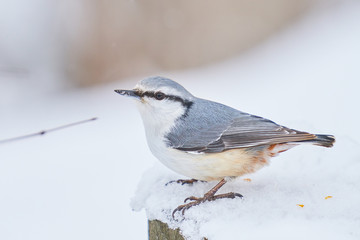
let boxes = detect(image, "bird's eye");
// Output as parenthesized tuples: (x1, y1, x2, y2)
(155, 91, 165, 100)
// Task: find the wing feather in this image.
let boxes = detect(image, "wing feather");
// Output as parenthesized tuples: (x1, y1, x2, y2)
(166, 98, 316, 153)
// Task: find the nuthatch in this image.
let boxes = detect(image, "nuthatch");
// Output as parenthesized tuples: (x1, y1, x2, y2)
(115, 76, 335, 217)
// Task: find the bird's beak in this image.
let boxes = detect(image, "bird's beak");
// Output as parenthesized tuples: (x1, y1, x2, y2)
(114, 89, 141, 100)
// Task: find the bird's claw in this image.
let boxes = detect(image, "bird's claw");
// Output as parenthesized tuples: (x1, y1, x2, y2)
(172, 200, 202, 219)
(211, 192, 243, 200)
(184, 196, 200, 202)
(172, 192, 243, 219)
(165, 179, 200, 186)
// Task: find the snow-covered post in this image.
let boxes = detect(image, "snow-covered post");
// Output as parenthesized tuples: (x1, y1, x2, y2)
(132, 156, 346, 240)
(131, 165, 234, 240)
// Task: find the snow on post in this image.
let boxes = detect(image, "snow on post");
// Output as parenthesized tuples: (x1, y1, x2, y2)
(131, 139, 359, 240)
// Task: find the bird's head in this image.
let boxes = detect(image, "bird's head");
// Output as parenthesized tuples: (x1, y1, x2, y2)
(115, 76, 194, 133)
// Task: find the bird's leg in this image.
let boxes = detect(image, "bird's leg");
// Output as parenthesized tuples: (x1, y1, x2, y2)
(172, 179, 243, 218)
(166, 178, 203, 186)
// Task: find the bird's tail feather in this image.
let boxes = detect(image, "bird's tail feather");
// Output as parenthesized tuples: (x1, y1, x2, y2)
(300, 134, 335, 148)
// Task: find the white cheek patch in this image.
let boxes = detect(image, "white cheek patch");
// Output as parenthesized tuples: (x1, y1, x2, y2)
(136, 98, 185, 135)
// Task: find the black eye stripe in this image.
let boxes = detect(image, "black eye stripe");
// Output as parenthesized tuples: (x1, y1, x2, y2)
(136, 90, 193, 108)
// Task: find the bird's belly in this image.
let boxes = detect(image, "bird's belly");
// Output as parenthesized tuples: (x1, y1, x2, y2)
(150, 142, 270, 181)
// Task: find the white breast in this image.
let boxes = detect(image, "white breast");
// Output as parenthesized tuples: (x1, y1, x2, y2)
(144, 131, 270, 181)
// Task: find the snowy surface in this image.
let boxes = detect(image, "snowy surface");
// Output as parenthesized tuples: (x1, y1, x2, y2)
(1, 0, 360, 240)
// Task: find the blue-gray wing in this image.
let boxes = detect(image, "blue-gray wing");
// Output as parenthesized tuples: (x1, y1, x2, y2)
(165, 98, 316, 153)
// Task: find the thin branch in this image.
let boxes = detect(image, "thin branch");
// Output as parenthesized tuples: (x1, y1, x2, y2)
(0, 117, 98, 144)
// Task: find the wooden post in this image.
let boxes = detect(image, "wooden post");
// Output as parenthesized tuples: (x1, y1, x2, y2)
(148, 220, 185, 240)
(148, 220, 208, 240)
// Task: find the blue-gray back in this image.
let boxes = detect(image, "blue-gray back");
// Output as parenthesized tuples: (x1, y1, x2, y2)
(166, 97, 315, 153)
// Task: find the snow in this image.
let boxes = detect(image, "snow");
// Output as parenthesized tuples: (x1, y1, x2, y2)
(1, 0, 360, 239)
(132, 139, 360, 239)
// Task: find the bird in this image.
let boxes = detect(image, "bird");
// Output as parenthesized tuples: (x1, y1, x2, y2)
(115, 76, 335, 218)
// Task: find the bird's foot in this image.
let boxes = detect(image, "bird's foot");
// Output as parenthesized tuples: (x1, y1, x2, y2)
(172, 192, 243, 218)
(166, 178, 202, 186)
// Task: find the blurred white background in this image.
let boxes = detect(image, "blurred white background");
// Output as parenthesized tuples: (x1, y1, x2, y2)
(0, 0, 359, 239)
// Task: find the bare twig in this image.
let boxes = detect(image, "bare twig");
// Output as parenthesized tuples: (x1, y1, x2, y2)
(0, 117, 98, 144)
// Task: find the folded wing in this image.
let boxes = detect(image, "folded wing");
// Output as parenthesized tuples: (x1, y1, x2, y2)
(166, 98, 317, 153)
(174, 112, 315, 153)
